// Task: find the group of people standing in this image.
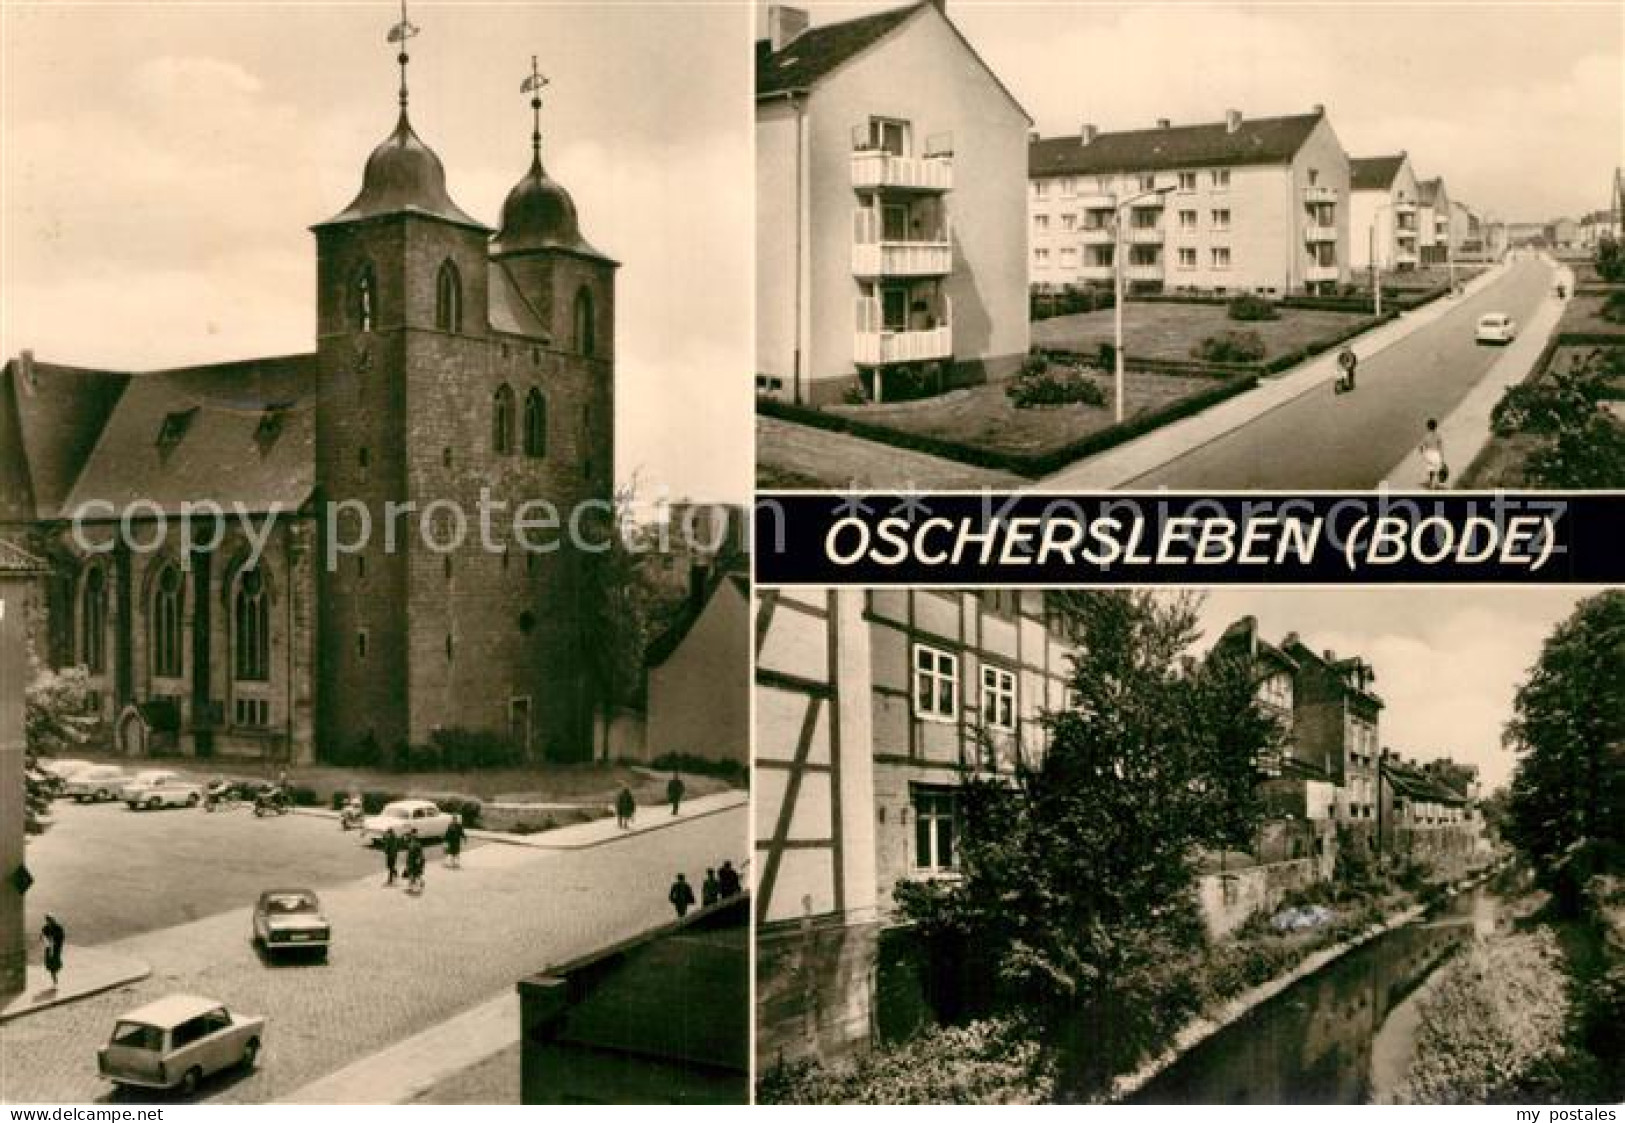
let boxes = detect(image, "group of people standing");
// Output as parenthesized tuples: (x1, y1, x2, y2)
(668, 859, 742, 919)
(614, 772, 688, 830)
(380, 815, 467, 894)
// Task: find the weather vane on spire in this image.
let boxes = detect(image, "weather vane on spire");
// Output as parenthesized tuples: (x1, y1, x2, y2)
(520, 56, 550, 160)
(387, 0, 421, 111)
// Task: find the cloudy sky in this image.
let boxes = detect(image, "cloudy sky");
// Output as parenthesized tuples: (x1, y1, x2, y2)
(1190, 586, 1601, 793)
(2, 2, 752, 503)
(773, 1, 1622, 221)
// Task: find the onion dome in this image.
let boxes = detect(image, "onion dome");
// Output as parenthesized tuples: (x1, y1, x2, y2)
(319, 109, 486, 230)
(492, 151, 607, 258)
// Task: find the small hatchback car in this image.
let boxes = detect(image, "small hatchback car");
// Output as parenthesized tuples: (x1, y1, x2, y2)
(98, 995, 264, 1096)
(252, 888, 331, 959)
(1475, 312, 1517, 344)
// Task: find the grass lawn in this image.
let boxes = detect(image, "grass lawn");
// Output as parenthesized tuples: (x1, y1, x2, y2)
(825, 366, 1221, 459)
(1031, 303, 1369, 364)
(1554, 290, 1625, 336)
(1349, 264, 1486, 292)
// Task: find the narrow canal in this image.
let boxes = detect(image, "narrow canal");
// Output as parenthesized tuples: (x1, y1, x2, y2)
(1129, 866, 1525, 1104)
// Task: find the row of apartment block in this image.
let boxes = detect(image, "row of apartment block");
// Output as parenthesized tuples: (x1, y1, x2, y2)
(1030, 115, 1478, 295)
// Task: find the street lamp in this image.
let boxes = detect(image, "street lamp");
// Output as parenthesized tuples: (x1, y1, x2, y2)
(1113, 180, 1177, 423)
(1369, 200, 1397, 317)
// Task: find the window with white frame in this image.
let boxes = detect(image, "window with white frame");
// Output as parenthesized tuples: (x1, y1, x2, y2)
(1138, 173, 1155, 191)
(981, 665, 1017, 731)
(1211, 208, 1231, 231)
(1033, 214, 1050, 233)
(1210, 168, 1231, 190)
(1033, 248, 1050, 268)
(1033, 180, 1049, 199)
(1177, 171, 1197, 192)
(1061, 213, 1077, 231)
(1059, 247, 1078, 269)
(1211, 246, 1232, 269)
(914, 643, 959, 720)
(1177, 247, 1197, 270)
(912, 786, 957, 871)
(1179, 209, 1197, 231)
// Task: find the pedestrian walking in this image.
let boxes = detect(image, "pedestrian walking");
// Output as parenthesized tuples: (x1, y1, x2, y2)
(717, 860, 741, 899)
(615, 785, 636, 829)
(1335, 346, 1357, 394)
(444, 816, 466, 869)
(1420, 418, 1447, 489)
(382, 829, 401, 887)
(668, 872, 696, 919)
(667, 771, 686, 816)
(41, 915, 65, 988)
(702, 868, 721, 908)
(405, 831, 426, 893)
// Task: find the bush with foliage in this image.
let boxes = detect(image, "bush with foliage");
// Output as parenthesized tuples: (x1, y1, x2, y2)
(24, 665, 102, 833)
(432, 795, 484, 827)
(1596, 237, 1625, 284)
(359, 790, 409, 815)
(1226, 294, 1280, 322)
(1603, 290, 1625, 325)
(648, 752, 748, 786)
(1005, 358, 1107, 409)
(1191, 330, 1267, 363)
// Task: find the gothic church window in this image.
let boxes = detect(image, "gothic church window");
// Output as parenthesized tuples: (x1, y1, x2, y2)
(435, 260, 462, 333)
(573, 287, 594, 357)
(524, 389, 547, 458)
(234, 567, 270, 682)
(493, 384, 515, 454)
(355, 264, 376, 333)
(81, 566, 106, 674)
(152, 565, 184, 678)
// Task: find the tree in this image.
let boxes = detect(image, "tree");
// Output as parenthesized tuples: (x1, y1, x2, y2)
(1503, 591, 1625, 891)
(898, 591, 1277, 1083)
(23, 663, 100, 834)
(1595, 236, 1625, 284)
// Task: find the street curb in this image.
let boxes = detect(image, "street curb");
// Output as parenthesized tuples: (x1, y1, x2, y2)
(0, 957, 151, 1025)
(290, 791, 747, 852)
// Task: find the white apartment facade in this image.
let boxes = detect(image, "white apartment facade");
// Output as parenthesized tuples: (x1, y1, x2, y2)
(756, 1, 1031, 407)
(1348, 153, 1422, 272)
(1028, 108, 1352, 297)
(1418, 177, 1452, 266)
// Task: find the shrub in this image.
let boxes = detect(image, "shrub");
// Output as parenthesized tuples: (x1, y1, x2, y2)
(360, 789, 408, 815)
(286, 784, 320, 808)
(1227, 294, 1280, 321)
(1603, 290, 1625, 325)
(1005, 362, 1107, 409)
(649, 752, 748, 786)
(1191, 330, 1267, 363)
(433, 795, 484, 827)
(1096, 341, 1117, 371)
(405, 726, 523, 772)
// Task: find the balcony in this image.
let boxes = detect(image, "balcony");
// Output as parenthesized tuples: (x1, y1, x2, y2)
(852, 239, 953, 278)
(1303, 185, 1340, 204)
(1125, 226, 1164, 245)
(1078, 226, 1113, 244)
(1394, 248, 1419, 266)
(1306, 263, 1340, 283)
(1125, 261, 1164, 281)
(1075, 193, 1116, 209)
(855, 324, 953, 366)
(1303, 222, 1337, 244)
(1393, 200, 1418, 214)
(851, 150, 953, 192)
(1079, 263, 1114, 282)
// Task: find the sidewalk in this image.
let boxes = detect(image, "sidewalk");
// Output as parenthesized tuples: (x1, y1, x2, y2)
(1041, 262, 1512, 489)
(0, 946, 149, 1024)
(1381, 258, 1567, 489)
(277, 990, 519, 1104)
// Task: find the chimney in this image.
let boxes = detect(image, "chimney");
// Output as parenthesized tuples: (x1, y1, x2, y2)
(1029, 130, 1039, 145)
(18, 348, 36, 391)
(767, 5, 809, 52)
(1080, 123, 1098, 146)
(1225, 108, 1242, 133)
(1312, 103, 1325, 116)
(1283, 631, 1299, 649)
(1156, 118, 1171, 129)
(928, 0, 947, 12)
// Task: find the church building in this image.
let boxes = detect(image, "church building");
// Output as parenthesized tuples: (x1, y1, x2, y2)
(0, 21, 617, 765)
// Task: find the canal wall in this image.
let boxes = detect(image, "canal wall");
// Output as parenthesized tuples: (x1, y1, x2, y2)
(1197, 857, 1324, 939)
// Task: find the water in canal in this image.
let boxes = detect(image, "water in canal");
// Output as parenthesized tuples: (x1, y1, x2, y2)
(1130, 869, 1522, 1104)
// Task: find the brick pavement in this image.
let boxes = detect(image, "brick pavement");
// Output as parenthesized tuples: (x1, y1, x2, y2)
(0, 805, 747, 1104)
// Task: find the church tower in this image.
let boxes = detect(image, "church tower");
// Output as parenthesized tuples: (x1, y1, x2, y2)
(312, 16, 615, 762)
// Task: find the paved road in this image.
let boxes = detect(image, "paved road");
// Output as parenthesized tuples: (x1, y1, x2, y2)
(0, 805, 747, 1104)
(1122, 255, 1555, 488)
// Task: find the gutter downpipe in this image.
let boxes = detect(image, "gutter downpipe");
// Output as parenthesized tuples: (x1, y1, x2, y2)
(793, 92, 811, 406)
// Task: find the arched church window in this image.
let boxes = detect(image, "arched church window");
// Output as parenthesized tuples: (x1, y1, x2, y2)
(524, 388, 547, 458)
(81, 566, 106, 674)
(355, 264, 376, 333)
(573, 287, 595, 357)
(436, 260, 462, 334)
(152, 564, 184, 679)
(234, 567, 270, 682)
(493, 384, 515, 454)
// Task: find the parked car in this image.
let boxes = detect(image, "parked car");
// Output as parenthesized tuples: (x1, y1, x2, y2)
(1475, 312, 1517, 344)
(123, 770, 205, 811)
(362, 799, 452, 845)
(38, 758, 96, 797)
(252, 888, 330, 959)
(97, 994, 264, 1096)
(62, 765, 131, 803)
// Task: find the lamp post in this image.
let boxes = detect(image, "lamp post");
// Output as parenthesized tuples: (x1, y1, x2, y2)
(1370, 200, 1396, 317)
(1113, 183, 1176, 423)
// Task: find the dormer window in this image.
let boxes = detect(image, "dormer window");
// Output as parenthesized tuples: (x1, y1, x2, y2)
(157, 408, 198, 451)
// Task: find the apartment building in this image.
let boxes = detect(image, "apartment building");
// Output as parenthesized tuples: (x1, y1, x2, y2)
(754, 588, 1076, 1063)
(1027, 107, 1352, 297)
(1418, 177, 1452, 265)
(756, 1, 1031, 406)
(1348, 153, 1422, 272)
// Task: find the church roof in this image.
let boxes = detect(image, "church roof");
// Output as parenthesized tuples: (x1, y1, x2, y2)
(2, 358, 130, 522)
(487, 260, 551, 338)
(492, 152, 614, 263)
(61, 354, 316, 518)
(316, 110, 489, 232)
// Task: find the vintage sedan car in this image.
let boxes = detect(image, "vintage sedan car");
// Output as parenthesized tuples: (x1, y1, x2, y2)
(1475, 312, 1517, 344)
(123, 770, 205, 810)
(362, 799, 453, 845)
(38, 759, 96, 797)
(62, 765, 131, 803)
(98, 994, 264, 1096)
(252, 889, 330, 959)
